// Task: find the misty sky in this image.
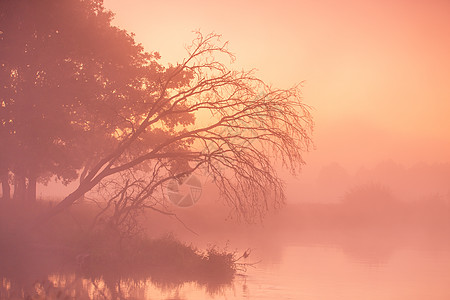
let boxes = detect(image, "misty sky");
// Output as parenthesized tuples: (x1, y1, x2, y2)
(103, 0, 450, 173)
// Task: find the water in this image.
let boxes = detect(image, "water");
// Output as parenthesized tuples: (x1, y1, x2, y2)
(164, 238, 450, 300)
(239, 245, 450, 300)
(2, 230, 450, 299)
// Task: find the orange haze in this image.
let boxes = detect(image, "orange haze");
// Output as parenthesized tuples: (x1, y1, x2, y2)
(98, 0, 450, 203)
(103, 0, 450, 168)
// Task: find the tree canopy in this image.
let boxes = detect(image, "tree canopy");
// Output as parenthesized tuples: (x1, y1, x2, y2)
(0, 0, 163, 201)
(1, 0, 313, 223)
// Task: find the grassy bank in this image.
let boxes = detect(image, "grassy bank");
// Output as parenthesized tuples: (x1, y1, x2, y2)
(0, 200, 238, 298)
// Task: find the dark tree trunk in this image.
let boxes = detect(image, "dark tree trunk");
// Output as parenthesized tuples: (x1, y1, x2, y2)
(27, 175, 37, 202)
(1, 170, 10, 201)
(78, 166, 89, 202)
(13, 174, 26, 201)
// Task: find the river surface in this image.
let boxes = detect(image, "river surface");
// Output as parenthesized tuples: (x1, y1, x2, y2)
(154, 237, 450, 299)
(2, 229, 450, 299)
(233, 245, 450, 299)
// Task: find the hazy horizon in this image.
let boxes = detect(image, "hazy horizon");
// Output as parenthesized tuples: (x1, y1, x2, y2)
(2, 1, 449, 299)
(104, 0, 450, 171)
(29, 0, 450, 202)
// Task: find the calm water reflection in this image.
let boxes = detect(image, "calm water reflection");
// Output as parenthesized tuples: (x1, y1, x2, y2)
(2, 230, 449, 299)
(241, 245, 450, 300)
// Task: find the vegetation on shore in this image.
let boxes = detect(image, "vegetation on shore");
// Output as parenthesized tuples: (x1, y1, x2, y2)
(0, 200, 239, 299)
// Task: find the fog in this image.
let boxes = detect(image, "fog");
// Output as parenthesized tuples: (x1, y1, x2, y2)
(2, 0, 450, 299)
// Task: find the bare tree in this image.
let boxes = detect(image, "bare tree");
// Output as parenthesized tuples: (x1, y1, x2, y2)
(41, 32, 313, 224)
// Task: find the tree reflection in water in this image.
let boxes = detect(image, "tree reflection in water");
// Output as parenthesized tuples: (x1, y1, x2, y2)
(1, 271, 232, 299)
(0, 240, 235, 299)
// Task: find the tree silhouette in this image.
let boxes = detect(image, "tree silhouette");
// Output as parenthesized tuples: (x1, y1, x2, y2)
(1, 0, 313, 222)
(0, 0, 162, 201)
(45, 31, 313, 224)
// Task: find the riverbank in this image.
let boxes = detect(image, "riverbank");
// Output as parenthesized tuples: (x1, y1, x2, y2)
(0, 200, 238, 298)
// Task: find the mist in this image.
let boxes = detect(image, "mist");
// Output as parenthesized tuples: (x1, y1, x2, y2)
(2, 0, 450, 299)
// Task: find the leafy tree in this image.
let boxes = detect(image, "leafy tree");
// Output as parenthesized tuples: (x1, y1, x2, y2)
(1, 0, 313, 223)
(0, 0, 162, 201)
(45, 31, 313, 224)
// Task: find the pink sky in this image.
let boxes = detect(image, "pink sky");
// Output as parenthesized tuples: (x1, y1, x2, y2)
(103, 0, 450, 172)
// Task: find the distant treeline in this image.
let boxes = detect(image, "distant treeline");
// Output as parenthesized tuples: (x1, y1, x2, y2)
(281, 183, 450, 230)
(302, 160, 450, 203)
